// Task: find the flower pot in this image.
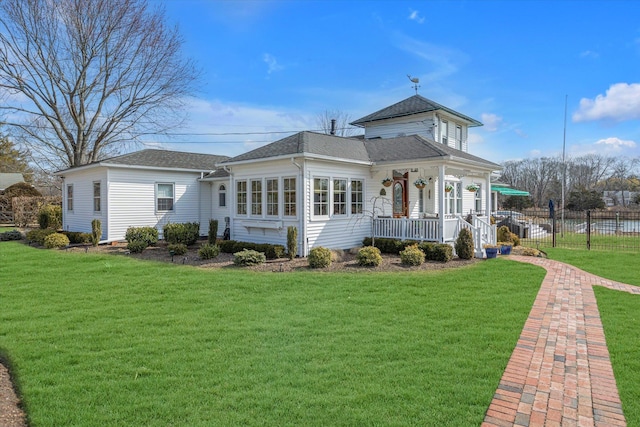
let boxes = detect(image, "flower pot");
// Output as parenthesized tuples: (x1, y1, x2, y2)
(500, 245, 512, 255)
(415, 184, 425, 189)
(382, 181, 392, 187)
(485, 247, 498, 259)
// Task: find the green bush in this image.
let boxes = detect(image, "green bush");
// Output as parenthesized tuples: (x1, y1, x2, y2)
(233, 249, 266, 266)
(63, 231, 92, 244)
(125, 226, 158, 247)
(44, 232, 70, 249)
(454, 228, 475, 260)
(208, 220, 218, 245)
(26, 228, 56, 246)
(163, 222, 200, 246)
(361, 237, 418, 254)
(218, 240, 284, 260)
(0, 230, 23, 241)
(497, 225, 520, 247)
(38, 204, 62, 230)
(198, 243, 220, 260)
(127, 240, 148, 254)
(356, 246, 383, 267)
(308, 246, 332, 268)
(91, 219, 102, 246)
(400, 244, 425, 266)
(417, 242, 453, 262)
(287, 226, 298, 260)
(167, 243, 188, 256)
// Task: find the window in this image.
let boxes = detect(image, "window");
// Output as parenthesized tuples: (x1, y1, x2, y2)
(333, 179, 347, 215)
(66, 184, 73, 211)
(351, 179, 363, 214)
(474, 185, 482, 213)
(313, 178, 329, 216)
(156, 183, 174, 211)
(418, 188, 424, 214)
(236, 180, 247, 215)
(266, 178, 278, 216)
(445, 182, 462, 215)
(284, 177, 296, 216)
(251, 179, 262, 216)
(219, 184, 226, 207)
(93, 182, 101, 212)
(441, 120, 448, 145)
(455, 125, 462, 150)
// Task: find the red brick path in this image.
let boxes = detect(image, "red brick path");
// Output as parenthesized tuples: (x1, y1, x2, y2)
(482, 256, 640, 427)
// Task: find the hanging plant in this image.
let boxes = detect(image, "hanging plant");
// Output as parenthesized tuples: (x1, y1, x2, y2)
(381, 177, 392, 187)
(413, 177, 429, 189)
(466, 184, 479, 192)
(445, 184, 454, 193)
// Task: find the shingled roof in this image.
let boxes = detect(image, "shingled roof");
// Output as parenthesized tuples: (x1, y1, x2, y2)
(222, 132, 370, 164)
(58, 149, 230, 174)
(351, 94, 482, 127)
(223, 132, 498, 169)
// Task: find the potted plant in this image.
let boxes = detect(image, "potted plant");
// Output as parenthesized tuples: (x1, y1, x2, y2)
(381, 177, 392, 187)
(414, 177, 429, 189)
(444, 184, 454, 193)
(466, 183, 479, 192)
(498, 241, 513, 255)
(483, 243, 499, 259)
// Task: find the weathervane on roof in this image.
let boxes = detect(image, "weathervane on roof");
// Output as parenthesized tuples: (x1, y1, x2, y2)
(407, 75, 420, 95)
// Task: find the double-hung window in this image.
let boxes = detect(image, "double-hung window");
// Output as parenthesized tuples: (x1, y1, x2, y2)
(66, 184, 73, 211)
(333, 179, 347, 215)
(266, 178, 278, 216)
(351, 179, 363, 214)
(441, 120, 448, 146)
(251, 179, 262, 216)
(313, 178, 329, 216)
(156, 183, 174, 211)
(93, 182, 101, 212)
(283, 177, 296, 217)
(455, 125, 462, 150)
(445, 182, 462, 215)
(236, 181, 247, 215)
(474, 185, 482, 213)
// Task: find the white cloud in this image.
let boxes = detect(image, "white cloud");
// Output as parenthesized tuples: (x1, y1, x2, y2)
(573, 83, 640, 122)
(480, 113, 502, 132)
(263, 53, 284, 74)
(595, 137, 636, 150)
(580, 50, 599, 59)
(408, 9, 425, 24)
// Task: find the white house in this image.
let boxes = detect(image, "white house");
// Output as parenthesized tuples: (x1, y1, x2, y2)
(57, 94, 501, 257)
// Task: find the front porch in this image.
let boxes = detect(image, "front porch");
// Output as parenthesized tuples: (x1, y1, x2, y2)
(372, 214, 496, 257)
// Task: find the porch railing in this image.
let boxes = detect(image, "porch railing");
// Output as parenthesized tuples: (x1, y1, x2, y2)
(373, 217, 440, 241)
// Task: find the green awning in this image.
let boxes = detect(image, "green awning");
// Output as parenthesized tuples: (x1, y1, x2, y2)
(491, 185, 530, 196)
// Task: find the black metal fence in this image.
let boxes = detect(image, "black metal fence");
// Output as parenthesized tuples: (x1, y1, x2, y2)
(494, 209, 640, 252)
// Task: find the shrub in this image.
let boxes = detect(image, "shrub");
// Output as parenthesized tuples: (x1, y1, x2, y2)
(400, 244, 425, 266)
(218, 240, 284, 260)
(356, 246, 383, 267)
(0, 230, 23, 241)
(233, 249, 266, 266)
(432, 244, 453, 262)
(163, 222, 200, 246)
(497, 226, 513, 243)
(38, 204, 62, 230)
(521, 247, 540, 257)
(287, 226, 298, 260)
(91, 219, 102, 246)
(361, 237, 418, 254)
(26, 228, 56, 246)
(308, 246, 332, 268)
(125, 226, 158, 247)
(208, 220, 218, 244)
(63, 231, 92, 244)
(168, 243, 188, 256)
(1, 182, 41, 198)
(44, 232, 70, 249)
(454, 228, 475, 260)
(198, 243, 220, 260)
(127, 240, 148, 254)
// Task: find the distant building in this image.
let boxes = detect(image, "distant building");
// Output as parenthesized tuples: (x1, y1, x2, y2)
(0, 173, 25, 192)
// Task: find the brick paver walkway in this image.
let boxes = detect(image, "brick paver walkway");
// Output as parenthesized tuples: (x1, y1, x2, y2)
(482, 256, 640, 427)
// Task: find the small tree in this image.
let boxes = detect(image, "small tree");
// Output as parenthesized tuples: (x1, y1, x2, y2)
(286, 226, 298, 260)
(454, 228, 475, 260)
(91, 219, 102, 246)
(208, 219, 218, 244)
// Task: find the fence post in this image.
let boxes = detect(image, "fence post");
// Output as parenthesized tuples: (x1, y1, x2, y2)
(586, 210, 591, 250)
(552, 209, 556, 248)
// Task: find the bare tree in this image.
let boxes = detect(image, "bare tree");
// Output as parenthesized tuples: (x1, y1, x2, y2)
(0, 0, 198, 169)
(315, 109, 360, 137)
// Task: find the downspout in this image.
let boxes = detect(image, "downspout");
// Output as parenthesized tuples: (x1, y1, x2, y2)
(291, 157, 305, 257)
(223, 166, 233, 240)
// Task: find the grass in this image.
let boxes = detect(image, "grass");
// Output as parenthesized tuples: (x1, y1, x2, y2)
(522, 231, 640, 252)
(0, 242, 543, 426)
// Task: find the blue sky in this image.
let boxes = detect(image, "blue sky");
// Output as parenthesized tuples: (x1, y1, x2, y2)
(152, 0, 640, 164)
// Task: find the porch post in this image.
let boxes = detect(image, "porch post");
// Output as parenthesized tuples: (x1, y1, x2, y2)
(484, 173, 492, 216)
(438, 165, 445, 243)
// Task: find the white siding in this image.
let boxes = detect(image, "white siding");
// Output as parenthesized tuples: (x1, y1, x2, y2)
(62, 168, 108, 239)
(363, 113, 436, 140)
(106, 168, 202, 241)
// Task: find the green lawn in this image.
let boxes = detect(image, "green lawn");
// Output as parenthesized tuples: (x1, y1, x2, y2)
(0, 242, 543, 426)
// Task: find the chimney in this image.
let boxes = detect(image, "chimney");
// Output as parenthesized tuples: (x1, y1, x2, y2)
(330, 119, 336, 135)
